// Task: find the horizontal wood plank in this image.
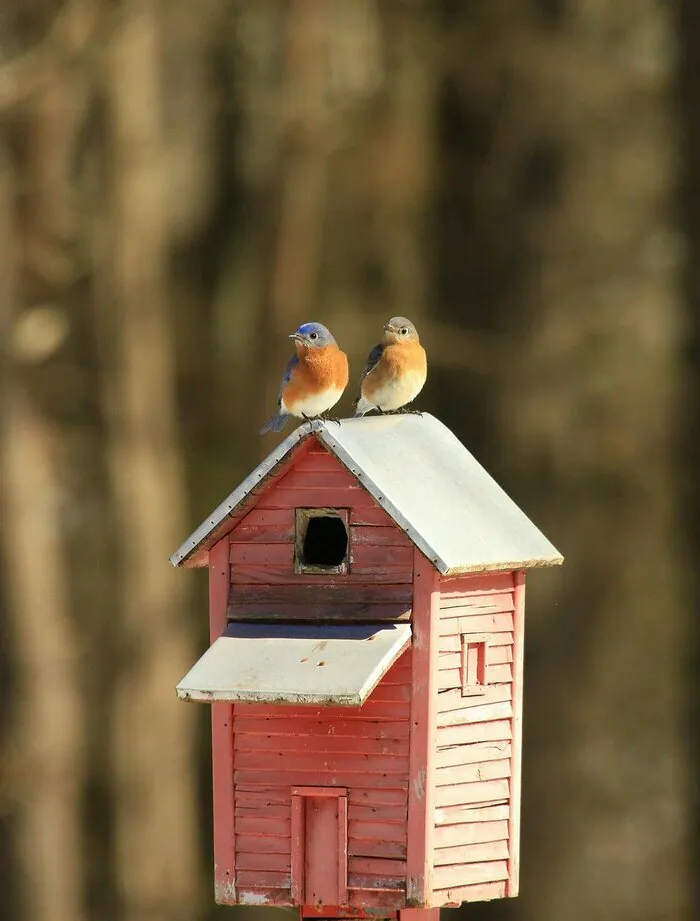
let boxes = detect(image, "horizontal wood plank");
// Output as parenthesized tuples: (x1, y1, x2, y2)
(234, 751, 409, 775)
(236, 835, 290, 854)
(235, 733, 409, 756)
(434, 880, 507, 905)
(238, 702, 410, 721)
(347, 889, 405, 909)
(280, 468, 358, 489)
(347, 874, 405, 891)
(432, 860, 509, 889)
(435, 779, 510, 808)
(235, 851, 290, 872)
(434, 820, 509, 848)
(434, 759, 511, 787)
(349, 506, 397, 526)
(348, 856, 406, 876)
(348, 838, 407, 860)
(351, 543, 414, 567)
(256, 486, 377, 509)
(235, 770, 408, 787)
(348, 788, 408, 807)
(349, 820, 407, 843)
(235, 816, 291, 837)
(235, 870, 291, 889)
(437, 685, 512, 714)
(434, 840, 509, 866)
(435, 803, 510, 826)
(230, 582, 413, 605)
(439, 573, 514, 595)
(231, 562, 413, 585)
(437, 700, 513, 728)
(439, 613, 514, 638)
(435, 741, 511, 769)
(351, 526, 412, 547)
(436, 720, 512, 746)
(228, 601, 412, 621)
(349, 802, 407, 823)
(439, 592, 514, 613)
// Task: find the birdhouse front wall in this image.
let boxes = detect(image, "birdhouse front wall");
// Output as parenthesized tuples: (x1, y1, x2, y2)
(217, 439, 419, 909)
(428, 569, 525, 907)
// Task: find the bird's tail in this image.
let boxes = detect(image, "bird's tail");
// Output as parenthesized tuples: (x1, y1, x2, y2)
(353, 395, 372, 417)
(260, 412, 289, 434)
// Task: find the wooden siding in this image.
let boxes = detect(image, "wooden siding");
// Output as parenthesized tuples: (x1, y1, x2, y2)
(228, 444, 413, 621)
(232, 652, 411, 908)
(431, 571, 517, 908)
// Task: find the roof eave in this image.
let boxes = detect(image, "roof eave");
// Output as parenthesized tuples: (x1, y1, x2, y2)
(169, 422, 321, 568)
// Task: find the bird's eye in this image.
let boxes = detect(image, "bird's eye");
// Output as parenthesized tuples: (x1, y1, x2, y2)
(400, 327, 408, 335)
(309, 332, 318, 340)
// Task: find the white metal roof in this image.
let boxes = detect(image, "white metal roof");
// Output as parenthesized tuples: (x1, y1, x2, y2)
(170, 413, 563, 575)
(176, 622, 412, 706)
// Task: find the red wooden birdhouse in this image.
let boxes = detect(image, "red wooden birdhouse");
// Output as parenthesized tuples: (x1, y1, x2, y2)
(172, 414, 562, 919)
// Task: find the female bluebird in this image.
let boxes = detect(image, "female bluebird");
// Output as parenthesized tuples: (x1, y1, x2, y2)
(353, 317, 427, 416)
(260, 322, 349, 434)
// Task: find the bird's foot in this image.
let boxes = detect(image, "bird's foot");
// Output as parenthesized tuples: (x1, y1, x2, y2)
(322, 413, 342, 426)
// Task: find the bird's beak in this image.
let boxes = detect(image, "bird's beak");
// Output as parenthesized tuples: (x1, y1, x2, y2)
(289, 333, 304, 343)
(383, 324, 395, 334)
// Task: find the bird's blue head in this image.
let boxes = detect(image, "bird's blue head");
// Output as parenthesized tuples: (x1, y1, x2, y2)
(289, 322, 336, 348)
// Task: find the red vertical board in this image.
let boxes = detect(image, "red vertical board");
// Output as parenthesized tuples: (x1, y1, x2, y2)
(209, 537, 235, 903)
(406, 549, 440, 906)
(506, 570, 525, 897)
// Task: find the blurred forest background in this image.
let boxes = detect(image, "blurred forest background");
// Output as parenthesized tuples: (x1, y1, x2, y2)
(0, 1, 697, 921)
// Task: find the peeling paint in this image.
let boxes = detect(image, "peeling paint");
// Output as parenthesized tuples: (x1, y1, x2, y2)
(413, 768, 426, 800)
(238, 890, 271, 905)
(214, 879, 237, 904)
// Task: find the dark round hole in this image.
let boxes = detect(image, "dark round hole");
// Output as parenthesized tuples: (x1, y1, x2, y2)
(302, 516, 348, 567)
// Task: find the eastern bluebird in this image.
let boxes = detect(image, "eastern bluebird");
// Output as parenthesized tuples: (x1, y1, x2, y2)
(353, 316, 427, 416)
(260, 322, 350, 434)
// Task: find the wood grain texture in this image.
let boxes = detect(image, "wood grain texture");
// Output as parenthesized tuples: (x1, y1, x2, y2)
(432, 880, 507, 905)
(406, 550, 440, 907)
(433, 820, 509, 848)
(434, 803, 510, 826)
(432, 860, 508, 889)
(209, 537, 235, 900)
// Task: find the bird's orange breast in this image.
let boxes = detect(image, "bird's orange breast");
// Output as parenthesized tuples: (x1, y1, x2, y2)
(286, 344, 349, 404)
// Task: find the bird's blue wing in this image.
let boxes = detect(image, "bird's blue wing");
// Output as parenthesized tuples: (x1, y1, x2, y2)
(361, 344, 384, 381)
(260, 354, 299, 434)
(278, 354, 299, 405)
(353, 343, 384, 405)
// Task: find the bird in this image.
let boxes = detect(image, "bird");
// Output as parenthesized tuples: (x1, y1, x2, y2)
(260, 322, 349, 434)
(353, 316, 427, 416)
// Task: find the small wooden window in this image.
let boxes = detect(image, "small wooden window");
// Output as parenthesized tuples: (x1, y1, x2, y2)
(295, 508, 349, 574)
(460, 633, 489, 696)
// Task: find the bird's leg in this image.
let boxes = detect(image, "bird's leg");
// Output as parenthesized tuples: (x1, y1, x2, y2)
(321, 411, 342, 426)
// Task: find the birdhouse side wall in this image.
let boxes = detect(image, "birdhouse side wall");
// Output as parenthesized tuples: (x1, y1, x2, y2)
(227, 441, 414, 620)
(428, 570, 524, 908)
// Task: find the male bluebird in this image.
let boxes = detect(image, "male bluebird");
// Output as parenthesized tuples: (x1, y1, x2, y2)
(353, 317, 427, 416)
(260, 322, 349, 434)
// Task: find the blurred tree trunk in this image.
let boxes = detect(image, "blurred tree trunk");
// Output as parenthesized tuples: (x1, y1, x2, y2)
(437, 3, 691, 920)
(0, 151, 86, 921)
(94, 3, 200, 920)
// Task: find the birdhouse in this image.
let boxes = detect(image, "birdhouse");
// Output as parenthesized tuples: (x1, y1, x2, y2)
(171, 414, 562, 919)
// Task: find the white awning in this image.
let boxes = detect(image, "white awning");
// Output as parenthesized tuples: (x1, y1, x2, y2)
(176, 621, 412, 707)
